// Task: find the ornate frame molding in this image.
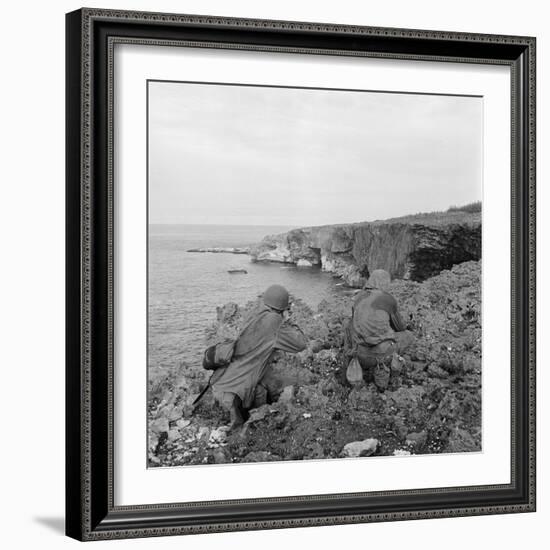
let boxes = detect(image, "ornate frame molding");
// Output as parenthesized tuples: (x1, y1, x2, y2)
(66, 8, 536, 541)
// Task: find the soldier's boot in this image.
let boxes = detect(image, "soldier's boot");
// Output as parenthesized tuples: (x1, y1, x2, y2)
(374, 361, 391, 392)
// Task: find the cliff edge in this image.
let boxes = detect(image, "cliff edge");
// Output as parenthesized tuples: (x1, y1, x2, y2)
(250, 211, 481, 285)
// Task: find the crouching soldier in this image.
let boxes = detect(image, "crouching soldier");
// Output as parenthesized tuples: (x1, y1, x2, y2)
(343, 269, 414, 391)
(211, 284, 307, 429)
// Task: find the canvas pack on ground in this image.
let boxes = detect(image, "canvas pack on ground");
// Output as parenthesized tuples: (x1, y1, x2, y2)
(346, 356, 364, 387)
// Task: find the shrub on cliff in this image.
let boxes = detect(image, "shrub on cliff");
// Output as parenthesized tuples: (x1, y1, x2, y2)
(447, 201, 482, 213)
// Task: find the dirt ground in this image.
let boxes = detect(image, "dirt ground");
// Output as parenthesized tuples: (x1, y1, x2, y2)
(148, 260, 481, 466)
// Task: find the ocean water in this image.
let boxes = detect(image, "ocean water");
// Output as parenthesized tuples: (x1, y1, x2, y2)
(148, 224, 340, 374)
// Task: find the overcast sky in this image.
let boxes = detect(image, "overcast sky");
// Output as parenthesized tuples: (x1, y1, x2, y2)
(148, 81, 482, 226)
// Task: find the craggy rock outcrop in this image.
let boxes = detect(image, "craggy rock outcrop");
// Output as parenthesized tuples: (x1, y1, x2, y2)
(250, 212, 481, 286)
(148, 261, 482, 467)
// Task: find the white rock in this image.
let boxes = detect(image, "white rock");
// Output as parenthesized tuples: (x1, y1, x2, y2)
(302, 413, 312, 419)
(148, 433, 159, 452)
(197, 427, 210, 440)
(158, 404, 174, 418)
(393, 449, 412, 456)
(167, 429, 180, 442)
(168, 406, 184, 422)
(209, 427, 228, 444)
(247, 407, 269, 423)
(150, 417, 169, 434)
(342, 438, 379, 458)
(177, 419, 191, 430)
(296, 259, 313, 267)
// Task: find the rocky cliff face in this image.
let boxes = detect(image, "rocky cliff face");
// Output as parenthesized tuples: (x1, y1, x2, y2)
(250, 212, 481, 286)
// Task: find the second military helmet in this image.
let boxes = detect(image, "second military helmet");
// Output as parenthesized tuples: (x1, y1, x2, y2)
(263, 284, 290, 312)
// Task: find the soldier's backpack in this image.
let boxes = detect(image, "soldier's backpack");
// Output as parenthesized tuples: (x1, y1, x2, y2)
(202, 340, 236, 371)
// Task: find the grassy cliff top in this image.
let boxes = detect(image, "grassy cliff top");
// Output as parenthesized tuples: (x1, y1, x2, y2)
(369, 210, 481, 226)
(289, 210, 481, 233)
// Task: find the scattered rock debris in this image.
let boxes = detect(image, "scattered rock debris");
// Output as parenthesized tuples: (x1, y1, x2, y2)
(148, 261, 481, 466)
(342, 439, 379, 458)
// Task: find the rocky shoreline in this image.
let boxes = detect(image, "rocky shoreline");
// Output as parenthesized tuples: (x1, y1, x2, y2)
(250, 211, 481, 287)
(148, 260, 482, 467)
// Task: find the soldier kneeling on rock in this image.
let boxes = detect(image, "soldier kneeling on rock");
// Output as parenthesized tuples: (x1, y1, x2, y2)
(210, 284, 308, 430)
(342, 269, 414, 391)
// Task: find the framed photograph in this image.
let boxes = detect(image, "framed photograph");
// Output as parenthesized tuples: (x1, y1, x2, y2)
(66, 8, 536, 541)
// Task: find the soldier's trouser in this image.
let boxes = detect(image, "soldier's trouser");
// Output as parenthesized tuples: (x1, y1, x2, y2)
(212, 391, 249, 426)
(251, 370, 281, 408)
(213, 375, 277, 420)
(343, 320, 414, 390)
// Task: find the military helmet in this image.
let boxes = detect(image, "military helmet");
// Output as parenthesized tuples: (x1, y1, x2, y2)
(263, 284, 290, 312)
(365, 269, 391, 291)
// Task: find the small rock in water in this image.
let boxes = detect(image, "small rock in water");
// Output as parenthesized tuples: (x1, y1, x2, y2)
(342, 438, 379, 458)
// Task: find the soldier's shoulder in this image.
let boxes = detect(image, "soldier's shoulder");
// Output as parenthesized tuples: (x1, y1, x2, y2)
(262, 309, 283, 327)
(353, 289, 373, 306)
(380, 290, 398, 306)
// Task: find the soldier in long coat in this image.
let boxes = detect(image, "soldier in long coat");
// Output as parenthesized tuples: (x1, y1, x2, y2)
(212, 284, 307, 428)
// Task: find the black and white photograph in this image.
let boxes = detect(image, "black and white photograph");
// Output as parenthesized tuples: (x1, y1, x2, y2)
(147, 80, 483, 467)
(1, 0, 543, 545)
(60, 4, 537, 544)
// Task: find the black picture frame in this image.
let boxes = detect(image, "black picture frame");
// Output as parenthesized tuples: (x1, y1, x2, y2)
(66, 8, 536, 541)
